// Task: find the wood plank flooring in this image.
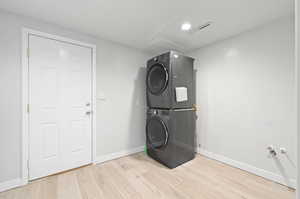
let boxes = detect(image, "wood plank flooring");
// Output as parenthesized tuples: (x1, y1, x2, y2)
(0, 153, 295, 199)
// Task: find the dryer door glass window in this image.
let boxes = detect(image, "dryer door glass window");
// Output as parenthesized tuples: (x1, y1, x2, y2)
(146, 117, 168, 149)
(147, 63, 168, 95)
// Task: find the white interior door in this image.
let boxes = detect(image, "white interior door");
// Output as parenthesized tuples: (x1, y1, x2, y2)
(28, 34, 93, 180)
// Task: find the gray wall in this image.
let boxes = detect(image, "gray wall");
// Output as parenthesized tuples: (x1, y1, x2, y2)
(0, 10, 149, 183)
(189, 16, 296, 186)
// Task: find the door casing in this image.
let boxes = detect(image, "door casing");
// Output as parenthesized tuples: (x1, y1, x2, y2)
(21, 28, 97, 185)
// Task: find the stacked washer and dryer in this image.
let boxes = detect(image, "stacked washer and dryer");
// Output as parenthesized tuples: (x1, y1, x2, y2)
(145, 51, 196, 168)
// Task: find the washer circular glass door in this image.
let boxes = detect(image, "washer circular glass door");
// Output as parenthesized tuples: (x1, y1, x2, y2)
(146, 117, 168, 149)
(147, 63, 168, 95)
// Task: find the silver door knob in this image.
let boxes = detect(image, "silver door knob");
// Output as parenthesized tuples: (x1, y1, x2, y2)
(86, 111, 92, 115)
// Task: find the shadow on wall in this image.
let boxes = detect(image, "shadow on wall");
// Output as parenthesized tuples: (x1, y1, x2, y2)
(127, 67, 147, 149)
(272, 155, 296, 187)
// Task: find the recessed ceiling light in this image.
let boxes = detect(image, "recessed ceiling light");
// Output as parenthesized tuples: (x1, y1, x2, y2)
(181, 22, 191, 31)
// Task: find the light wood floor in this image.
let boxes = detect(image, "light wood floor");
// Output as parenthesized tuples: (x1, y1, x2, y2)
(0, 153, 295, 199)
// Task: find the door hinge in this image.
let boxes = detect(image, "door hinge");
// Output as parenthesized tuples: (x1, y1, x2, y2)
(27, 104, 30, 113)
(27, 48, 30, 58)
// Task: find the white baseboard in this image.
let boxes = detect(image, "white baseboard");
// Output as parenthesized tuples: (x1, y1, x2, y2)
(94, 146, 144, 164)
(1, 148, 293, 192)
(0, 178, 23, 193)
(197, 148, 296, 189)
(0, 147, 144, 193)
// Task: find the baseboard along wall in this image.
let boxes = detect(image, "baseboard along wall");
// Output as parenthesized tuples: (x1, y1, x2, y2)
(94, 146, 144, 164)
(197, 148, 296, 189)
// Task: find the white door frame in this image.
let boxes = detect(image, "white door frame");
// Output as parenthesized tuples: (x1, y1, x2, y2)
(21, 28, 97, 185)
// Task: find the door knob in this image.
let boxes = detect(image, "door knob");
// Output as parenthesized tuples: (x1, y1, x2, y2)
(86, 111, 92, 115)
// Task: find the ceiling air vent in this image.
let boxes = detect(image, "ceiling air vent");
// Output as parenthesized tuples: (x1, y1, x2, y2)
(189, 21, 212, 34)
(198, 21, 212, 30)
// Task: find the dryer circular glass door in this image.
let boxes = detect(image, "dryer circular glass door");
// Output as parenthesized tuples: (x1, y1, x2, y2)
(146, 117, 168, 149)
(147, 63, 168, 95)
